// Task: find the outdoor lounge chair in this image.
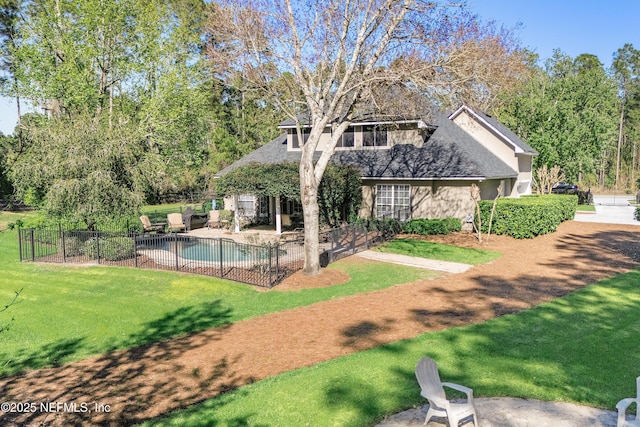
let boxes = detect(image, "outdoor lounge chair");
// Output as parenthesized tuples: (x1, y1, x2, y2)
(206, 210, 221, 229)
(140, 215, 165, 233)
(415, 357, 478, 427)
(167, 213, 186, 232)
(616, 376, 640, 427)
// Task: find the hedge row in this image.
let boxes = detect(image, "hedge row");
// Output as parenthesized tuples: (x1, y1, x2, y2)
(402, 218, 462, 235)
(476, 194, 577, 239)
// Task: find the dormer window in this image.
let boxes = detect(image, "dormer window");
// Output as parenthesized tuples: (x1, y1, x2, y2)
(291, 129, 310, 148)
(362, 125, 388, 147)
(336, 127, 355, 148)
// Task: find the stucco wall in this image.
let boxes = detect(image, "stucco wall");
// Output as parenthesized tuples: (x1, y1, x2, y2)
(360, 180, 477, 222)
(452, 110, 535, 197)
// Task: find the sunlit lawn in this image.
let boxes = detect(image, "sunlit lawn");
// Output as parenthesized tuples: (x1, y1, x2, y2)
(142, 270, 640, 426)
(376, 238, 502, 265)
(0, 228, 442, 377)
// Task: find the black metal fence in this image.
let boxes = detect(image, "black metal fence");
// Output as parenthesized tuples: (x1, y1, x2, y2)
(18, 220, 401, 287)
(18, 228, 304, 288)
(319, 221, 401, 265)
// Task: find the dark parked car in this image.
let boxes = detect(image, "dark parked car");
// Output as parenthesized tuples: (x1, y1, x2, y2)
(551, 182, 579, 194)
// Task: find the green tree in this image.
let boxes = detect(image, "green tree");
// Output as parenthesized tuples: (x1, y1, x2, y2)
(11, 115, 148, 229)
(497, 50, 618, 187)
(613, 44, 640, 189)
(9, 0, 224, 212)
(207, 0, 525, 274)
(0, 0, 23, 146)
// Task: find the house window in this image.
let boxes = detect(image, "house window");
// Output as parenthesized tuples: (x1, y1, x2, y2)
(291, 129, 310, 148)
(362, 125, 388, 147)
(280, 198, 302, 215)
(336, 127, 355, 148)
(237, 194, 255, 217)
(376, 184, 410, 220)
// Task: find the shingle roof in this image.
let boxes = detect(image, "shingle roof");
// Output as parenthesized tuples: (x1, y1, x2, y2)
(215, 114, 518, 180)
(449, 105, 538, 155)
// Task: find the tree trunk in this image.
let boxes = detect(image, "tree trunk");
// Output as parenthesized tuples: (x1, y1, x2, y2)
(616, 100, 624, 188)
(300, 160, 321, 275)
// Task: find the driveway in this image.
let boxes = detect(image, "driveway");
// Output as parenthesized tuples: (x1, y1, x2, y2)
(574, 195, 639, 226)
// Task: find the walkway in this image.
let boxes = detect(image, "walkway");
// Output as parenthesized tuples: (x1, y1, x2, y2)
(376, 398, 617, 426)
(574, 194, 640, 226)
(356, 250, 473, 273)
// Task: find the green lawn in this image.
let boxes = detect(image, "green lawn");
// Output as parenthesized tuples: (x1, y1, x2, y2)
(142, 270, 640, 427)
(0, 211, 35, 231)
(576, 205, 596, 212)
(141, 202, 207, 223)
(0, 229, 441, 377)
(376, 238, 502, 265)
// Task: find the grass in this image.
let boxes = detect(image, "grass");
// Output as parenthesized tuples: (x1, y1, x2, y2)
(576, 205, 596, 212)
(141, 270, 640, 427)
(376, 238, 502, 265)
(0, 210, 35, 231)
(0, 228, 441, 377)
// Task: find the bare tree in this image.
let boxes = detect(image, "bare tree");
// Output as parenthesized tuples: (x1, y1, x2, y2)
(534, 164, 565, 194)
(207, 0, 525, 274)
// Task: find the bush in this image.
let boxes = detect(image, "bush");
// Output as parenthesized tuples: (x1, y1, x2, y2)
(577, 190, 593, 205)
(82, 236, 136, 261)
(58, 235, 84, 257)
(357, 218, 403, 235)
(476, 194, 577, 239)
(402, 218, 462, 235)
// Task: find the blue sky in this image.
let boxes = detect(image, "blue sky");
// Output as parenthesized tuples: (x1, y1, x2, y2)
(0, 0, 638, 136)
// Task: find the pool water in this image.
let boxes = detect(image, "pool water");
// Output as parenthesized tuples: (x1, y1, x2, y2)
(180, 240, 270, 263)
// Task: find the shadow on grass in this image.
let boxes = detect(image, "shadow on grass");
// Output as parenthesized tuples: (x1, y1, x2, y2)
(0, 299, 247, 426)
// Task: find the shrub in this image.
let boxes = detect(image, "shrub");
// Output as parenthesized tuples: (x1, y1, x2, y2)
(359, 218, 403, 235)
(476, 194, 577, 239)
(82, 236, 136, 261)
(402, 218, 462, 235)
(58, 235, 84, 257)
(577, 190, 593, 205)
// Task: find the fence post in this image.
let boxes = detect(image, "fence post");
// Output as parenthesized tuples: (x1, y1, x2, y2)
(18, 228, 23, 262)
(96, 231, 101, 264)
(133, 232, 138, 268)
(60, 224, 66, 263)
(275, 244, 280, 286)
(330, 229, 335, 263)
(30, 229, 35, 261)
(174, 233, 179, 271)
(352, 224, 356, 254)
(268, 246, 273, 287)
(218, 238, 224, 278)
(365, 223, 369, 249)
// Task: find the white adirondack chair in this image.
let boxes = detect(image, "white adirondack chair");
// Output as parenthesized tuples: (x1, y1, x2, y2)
(415, 357, 478, 427)
(617, 376, 640, 427)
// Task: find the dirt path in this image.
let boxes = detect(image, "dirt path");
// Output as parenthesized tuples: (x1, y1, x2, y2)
(1, 221, 639, 426)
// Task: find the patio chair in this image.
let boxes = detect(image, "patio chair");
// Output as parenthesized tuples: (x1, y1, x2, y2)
(167, 213, 186, 232)
(415, 357, 477, 427)
(140, 215, 164, 233)
(617, 376, 640, 427)
(206, 210, 221, 229)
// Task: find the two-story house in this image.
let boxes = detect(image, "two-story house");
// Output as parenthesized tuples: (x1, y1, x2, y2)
(214, 105, 537, 231)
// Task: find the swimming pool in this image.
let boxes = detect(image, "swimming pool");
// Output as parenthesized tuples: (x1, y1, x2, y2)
(179, 239, 270, 263)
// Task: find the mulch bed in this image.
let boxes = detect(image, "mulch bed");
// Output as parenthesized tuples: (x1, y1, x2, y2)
(1, 221, 640, 426)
